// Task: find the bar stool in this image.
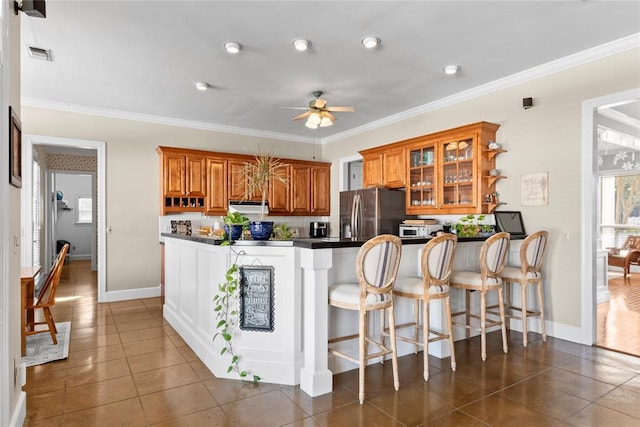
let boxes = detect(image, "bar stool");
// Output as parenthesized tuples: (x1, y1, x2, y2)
(450, 232, 510, 361)
(393, 233, 458, 381)
(500, 230, 549, 347)
(328, 234, 402, 404)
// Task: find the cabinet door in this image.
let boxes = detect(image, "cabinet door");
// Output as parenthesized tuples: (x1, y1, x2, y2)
(311, 166, 330, 215)
(269, 164, 291, 213)
(229, 160, 262, 201)
(383, 147, 405, 188)
(362, 153, 383, 188)
(291, 165, 311, 213)
(438, 136, 477, 213)
(186, 155, 207, 197)
(406, 143, 437, 214)
(206, 157, 227, 215)
(164, 153, 186, 197)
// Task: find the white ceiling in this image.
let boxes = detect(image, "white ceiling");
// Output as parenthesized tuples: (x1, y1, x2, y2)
(20, 1, 640, 143)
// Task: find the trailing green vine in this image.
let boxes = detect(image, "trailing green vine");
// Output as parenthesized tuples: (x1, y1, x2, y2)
(213, 246, 261, 383)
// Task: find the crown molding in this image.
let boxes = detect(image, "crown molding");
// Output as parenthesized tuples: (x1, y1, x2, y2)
(20, 98, 315, 144)
(22, 33, 639, 146)
(322, 33, 640, 144)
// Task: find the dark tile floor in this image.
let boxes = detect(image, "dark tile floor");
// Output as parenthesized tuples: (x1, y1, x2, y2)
(24, 261, 640, 426)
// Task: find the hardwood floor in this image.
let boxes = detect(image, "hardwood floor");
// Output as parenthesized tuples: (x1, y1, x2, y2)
(597, 272, 640, 356)
(23, 261, 640, 426)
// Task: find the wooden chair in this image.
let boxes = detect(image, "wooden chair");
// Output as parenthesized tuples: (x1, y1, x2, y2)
(607, 235, 640, 278)
(498, 231, 549, 347)
(450, 232, 510, 361)
(328, 234, 402, 404)
(25, 243, 69, 345)
(392, 233, 458, 381)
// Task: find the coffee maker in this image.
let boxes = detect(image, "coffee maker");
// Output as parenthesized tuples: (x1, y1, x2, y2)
(309, 222, 328, 238)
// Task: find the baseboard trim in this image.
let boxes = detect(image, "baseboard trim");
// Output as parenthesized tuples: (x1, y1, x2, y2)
(10, 391, 26, 427)
(101, 284, 161, 302)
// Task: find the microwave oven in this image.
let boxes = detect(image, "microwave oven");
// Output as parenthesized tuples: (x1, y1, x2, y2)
(398, 224, 443, 238)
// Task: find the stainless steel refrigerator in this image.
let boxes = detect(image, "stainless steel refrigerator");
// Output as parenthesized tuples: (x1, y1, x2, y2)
(340, 187, 408, 240)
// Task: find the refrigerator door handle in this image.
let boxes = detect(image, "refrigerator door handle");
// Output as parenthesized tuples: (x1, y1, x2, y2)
(351, 193, 360, 240)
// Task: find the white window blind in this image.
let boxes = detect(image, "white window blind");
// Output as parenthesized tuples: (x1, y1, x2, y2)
(76, 195, 93, 224)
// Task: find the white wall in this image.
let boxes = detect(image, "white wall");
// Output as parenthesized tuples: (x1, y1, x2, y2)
(324, 48, 640, 330)
(54, 173, 93, 260)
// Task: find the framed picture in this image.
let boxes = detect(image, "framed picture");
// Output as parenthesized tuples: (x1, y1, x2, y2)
(239, 265, 275, 332)
(9, 106, 22, 188)
(521, 172, 548, 206)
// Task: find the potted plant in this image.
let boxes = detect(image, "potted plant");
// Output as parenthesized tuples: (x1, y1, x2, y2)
(238, 148, 288, 240)
(452, 214, 486, 237)
(223, 211, 249, 241)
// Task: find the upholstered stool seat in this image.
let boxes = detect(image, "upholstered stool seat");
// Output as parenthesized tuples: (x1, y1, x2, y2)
(450, 232, 510, 361)
(392, 233, 457, 381)
(328, 234, 402, 404)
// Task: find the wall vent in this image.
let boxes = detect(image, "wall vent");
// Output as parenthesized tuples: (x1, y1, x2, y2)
(27, 46, 52, 61)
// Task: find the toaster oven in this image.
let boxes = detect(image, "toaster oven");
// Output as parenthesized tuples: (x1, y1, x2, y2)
(398, 224, 443, 238)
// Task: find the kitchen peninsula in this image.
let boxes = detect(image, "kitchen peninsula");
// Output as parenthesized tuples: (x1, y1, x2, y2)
(162, 232, 523, 397)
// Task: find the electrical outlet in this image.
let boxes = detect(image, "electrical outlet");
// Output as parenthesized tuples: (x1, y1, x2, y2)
(563, 232, 570, 241)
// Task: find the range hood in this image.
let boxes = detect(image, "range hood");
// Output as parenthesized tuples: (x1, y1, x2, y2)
(228, 200, 269, 216)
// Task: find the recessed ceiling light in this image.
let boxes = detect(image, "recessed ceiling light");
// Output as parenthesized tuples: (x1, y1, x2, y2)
(361, 36, 380, 49)
(443, 65, 461, 75)
(292, 39, 310, 51)
(195, 82, 209, 91)
(224, 41, 242, 54)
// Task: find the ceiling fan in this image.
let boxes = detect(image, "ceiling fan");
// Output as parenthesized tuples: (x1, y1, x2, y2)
(285, 91, 355, 129)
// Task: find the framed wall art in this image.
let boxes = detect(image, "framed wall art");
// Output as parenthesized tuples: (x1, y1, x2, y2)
(9, 106, 22, 188)
(521, 172, 548, 206)
(239, 265, 275, 332)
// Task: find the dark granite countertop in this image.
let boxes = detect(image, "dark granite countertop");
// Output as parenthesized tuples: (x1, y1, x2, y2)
(161, 233, 524, 249)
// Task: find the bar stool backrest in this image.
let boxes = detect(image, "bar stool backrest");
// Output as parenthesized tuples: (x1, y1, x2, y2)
(356, 234, 402, 301)
(521, 231, 549, 277)
(481, 232, 510, 285)
(423, 233, 457, 288)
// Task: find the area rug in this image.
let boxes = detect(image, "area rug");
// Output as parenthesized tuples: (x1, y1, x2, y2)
(22, 321, 71, 367)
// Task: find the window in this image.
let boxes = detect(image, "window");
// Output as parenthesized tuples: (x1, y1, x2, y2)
(76, 195, 93, 224)
(600, 174, 640, 249)
(32, 158, 41, 267)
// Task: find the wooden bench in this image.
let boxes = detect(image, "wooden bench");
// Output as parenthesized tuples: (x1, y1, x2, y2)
(608, 235, 640, 278)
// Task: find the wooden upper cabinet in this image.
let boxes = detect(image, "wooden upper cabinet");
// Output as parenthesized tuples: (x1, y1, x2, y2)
(311, 165, 330, 215)
(291, 164, 312, 213)
(186, 155, 207, 197)
(158, 146, 330, 216)
(383, 147, 406, 188)
(164, 153, 186, 196)
(360, 145, 405, 188)
(269, 164, 291, 214)
(205, 157, 227, 216)
(361, 152, 383, 188)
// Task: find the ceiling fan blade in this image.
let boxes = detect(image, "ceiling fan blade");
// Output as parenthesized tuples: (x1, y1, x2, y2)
(326, 106, 355, 112)
(292, 111, 312, 121)
(281, 106, 309, 110)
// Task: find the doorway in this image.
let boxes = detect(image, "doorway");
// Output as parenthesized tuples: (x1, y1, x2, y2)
(582, 88, 640, 353)
(22, 135, 107, 302)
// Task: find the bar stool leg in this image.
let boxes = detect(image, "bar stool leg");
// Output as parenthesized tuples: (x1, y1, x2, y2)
(445, 295, 456, 372)
(521, 281, 528, 347)
(387, 306, 400, 391)
(480, 291, 487, 361)
(465, 290, 471, 340)
(537, 281, 547, 341)
(498, 287, 508, 354)
(423, 296, 429, 381)
(414, 300, 420, 354)
(359, 310, 366, 404)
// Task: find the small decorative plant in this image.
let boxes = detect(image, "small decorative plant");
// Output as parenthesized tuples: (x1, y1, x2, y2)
(213, 250, 261, 383)
(452, 214, 486, 237)
(222, 211, 249, 242)
(273, 223, 294, 240)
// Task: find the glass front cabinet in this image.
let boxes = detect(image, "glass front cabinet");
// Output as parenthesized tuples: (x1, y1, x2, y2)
(406, 122, 502, 215)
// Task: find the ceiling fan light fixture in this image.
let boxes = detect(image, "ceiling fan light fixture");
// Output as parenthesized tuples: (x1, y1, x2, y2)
(195, 82, 209, 91)
(292, 39, 310, 51)
(224, 41, 242, 54)
(361, 36, 380, 49)
(443, 65, 460, 75)
(319, 116, 333, 127)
